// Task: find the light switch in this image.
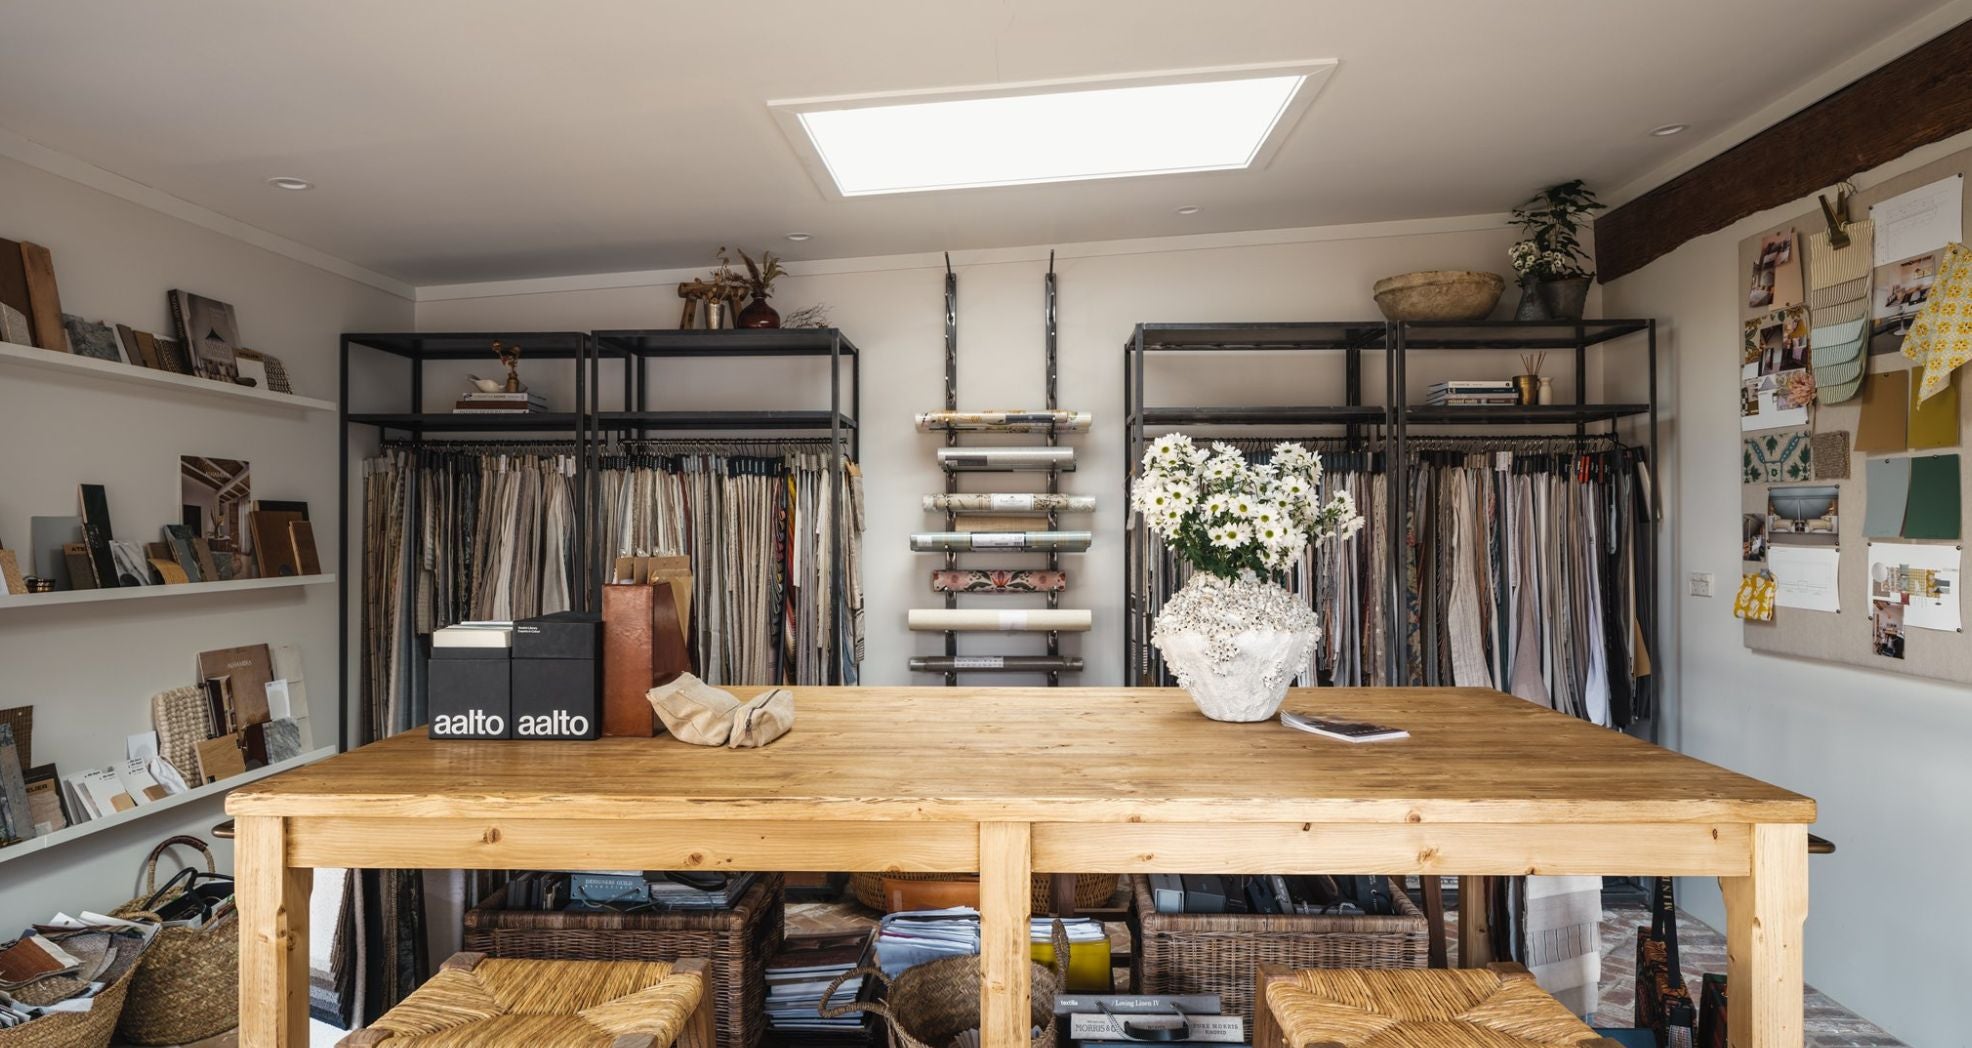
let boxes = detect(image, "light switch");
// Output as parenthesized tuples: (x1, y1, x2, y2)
(1689, 572, 1714, 598)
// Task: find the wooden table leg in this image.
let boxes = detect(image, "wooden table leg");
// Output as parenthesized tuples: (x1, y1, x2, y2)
(1457, 876, 1493, 968)
(237, 815, 311, 1048)
(980, 822, 1033, 1048)
(1420, 875, 1448, 969)
(1722, 823, 1808, 1048)
(1049, 872, 1079, 917)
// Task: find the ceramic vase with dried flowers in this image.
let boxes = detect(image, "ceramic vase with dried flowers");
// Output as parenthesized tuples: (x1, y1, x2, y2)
(1134, 436, 1363, 721)
(1509, 179, 1605, 321)
(721, 247, 787, 329)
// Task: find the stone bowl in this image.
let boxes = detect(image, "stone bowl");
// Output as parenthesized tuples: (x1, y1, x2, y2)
(1372, 270, 1506, 321)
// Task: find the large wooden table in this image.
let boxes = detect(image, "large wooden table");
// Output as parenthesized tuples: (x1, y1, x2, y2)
(228, 687, 1814, 1048)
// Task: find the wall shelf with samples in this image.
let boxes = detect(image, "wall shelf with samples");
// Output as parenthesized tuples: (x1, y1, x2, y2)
(0, 340, 334, 412)
(0, 573, 335, 612)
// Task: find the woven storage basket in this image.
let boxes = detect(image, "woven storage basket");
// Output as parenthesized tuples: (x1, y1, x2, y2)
(110, 835, 239, 1045)
(847, 872, 1117, 914)
(819, 923, 1068, 1048)
(0, 930, 148, 1048)
(464, 872, 781, 1048)
(1128, 875, 1428, 1031)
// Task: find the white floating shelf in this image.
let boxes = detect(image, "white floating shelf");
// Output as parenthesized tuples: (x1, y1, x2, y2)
(0, 339, 336, 413)
(0, 573, 335, 612)
(0, 746, 337, 866)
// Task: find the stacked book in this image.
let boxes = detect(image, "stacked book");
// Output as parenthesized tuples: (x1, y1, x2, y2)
(1425, 380, 1520, 406)
(567, 871, 756, 911)
(764, 930, 875, 1042)
(874, 907, 980, 976)
(453, 390, 547, 413)
(1056, 993, 1242, 1046)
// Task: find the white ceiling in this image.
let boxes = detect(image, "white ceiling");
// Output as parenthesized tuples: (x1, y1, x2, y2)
(0, 0, 1955, 285)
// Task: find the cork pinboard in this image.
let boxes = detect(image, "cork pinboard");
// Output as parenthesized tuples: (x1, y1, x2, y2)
(1738, 148, 1972, 682)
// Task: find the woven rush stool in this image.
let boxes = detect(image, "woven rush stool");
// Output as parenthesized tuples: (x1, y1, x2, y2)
(338, 953, 716, 1048)
(1254, 963, 1624, 1048)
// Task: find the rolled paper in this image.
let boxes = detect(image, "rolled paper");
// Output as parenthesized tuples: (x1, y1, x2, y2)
(915, 409, 1093, 432)
(910, 655, 1086, 672)
(909, 531, 1093, 552)
(953, 514, 1044, 533)
(922, 493, 1095, 513)
(907, 608, 1093, 632)
(931, 569, 1068, 593)
(937, 446, 1076, 471)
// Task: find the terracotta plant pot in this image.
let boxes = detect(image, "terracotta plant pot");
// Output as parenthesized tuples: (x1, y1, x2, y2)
(1372, 270, 1506, 322)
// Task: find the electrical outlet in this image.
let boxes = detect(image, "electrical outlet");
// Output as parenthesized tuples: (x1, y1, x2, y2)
(1689, 572, 1715, 598)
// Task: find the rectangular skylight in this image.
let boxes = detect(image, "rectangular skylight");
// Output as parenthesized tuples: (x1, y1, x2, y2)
(770, 62, 1335, 198)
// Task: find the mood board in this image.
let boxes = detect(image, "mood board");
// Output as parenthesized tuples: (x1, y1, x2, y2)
(1738, 146, 1972, 683)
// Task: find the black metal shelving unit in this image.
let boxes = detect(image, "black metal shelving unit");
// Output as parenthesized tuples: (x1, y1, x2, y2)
(1123, 318, 1659, 735)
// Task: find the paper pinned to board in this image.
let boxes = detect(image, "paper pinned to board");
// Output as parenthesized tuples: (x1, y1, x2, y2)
(1767, 546, 1841, 613)
(1872, 175, 1963, 266)
(1868, 541, 1962, 633)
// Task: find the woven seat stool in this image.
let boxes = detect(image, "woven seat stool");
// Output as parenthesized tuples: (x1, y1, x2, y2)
(1255, 963, 1623, 1048)
(338, 953, 716, 1048)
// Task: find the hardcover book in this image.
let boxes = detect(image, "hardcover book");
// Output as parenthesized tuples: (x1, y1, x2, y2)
(249, 509, 305, 577)
(22, 765, 67, 834)
(77, 483, 119, 590)
(170, 290, 242, 382)
(198, 644, 275, 727)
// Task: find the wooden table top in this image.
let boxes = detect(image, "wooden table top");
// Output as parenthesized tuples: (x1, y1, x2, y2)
(228, 688, 1815, 824)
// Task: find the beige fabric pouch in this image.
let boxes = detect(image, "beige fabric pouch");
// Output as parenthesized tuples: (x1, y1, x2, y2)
(647, 674, 794, 747)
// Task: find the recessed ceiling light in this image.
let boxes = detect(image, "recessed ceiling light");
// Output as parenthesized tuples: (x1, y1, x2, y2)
(266, 176, 313, 191)
(785, 232, 813, 242)
(770, 61, 1336, 198)
(1648, 123, 1688, 137)
(1176, 205, 1201, 215)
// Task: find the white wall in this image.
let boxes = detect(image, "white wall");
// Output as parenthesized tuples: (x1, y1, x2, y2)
(1603, 127, 1972, 1048)
(416, 220, 1582, 688)
(0, 154, 411, 928)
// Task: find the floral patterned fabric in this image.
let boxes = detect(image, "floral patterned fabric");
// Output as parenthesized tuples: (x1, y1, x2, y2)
(1742, 430, 1813, 483)
(1902, 241, 1972, 403)
(1734, 573, 1775, 622)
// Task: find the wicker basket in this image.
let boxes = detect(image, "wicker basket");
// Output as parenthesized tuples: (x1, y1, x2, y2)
(819, 923, 1068, 1048)
(0, 931, 147, 1048)
(1128, 875, 1428, 1030)
(464, 872, 782, 1048)
(847, 872, 1117, 914)
(110, 836, 239, 1045)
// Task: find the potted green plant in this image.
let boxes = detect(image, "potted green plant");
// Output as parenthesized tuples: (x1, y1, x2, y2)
(1508, 180, 1604, 320)
(720, 247, 786, 329)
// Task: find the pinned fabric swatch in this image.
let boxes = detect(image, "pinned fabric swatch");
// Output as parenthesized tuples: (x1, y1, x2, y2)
(1742, 430, 1813, 484)
(1733, 573, 1775, 622)
(1901, 241, 1972, 403)
(1811, 316, 1868, 403)
(1903, 454, 1962, 540)
(1809, 219, 1876, 288)
(1853, 369, 1909, 452)
(1811, 431, 1851, 480)
(1809, 293, 1870, 327)
(1908, 370, 1960, 449)
(1863, 456, 1913, 537)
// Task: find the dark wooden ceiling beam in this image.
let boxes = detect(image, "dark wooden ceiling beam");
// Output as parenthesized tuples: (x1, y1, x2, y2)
(1596, 18, 1972, 282)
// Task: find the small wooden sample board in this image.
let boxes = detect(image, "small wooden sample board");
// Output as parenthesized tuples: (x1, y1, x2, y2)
(228, 687, 1814, 1048)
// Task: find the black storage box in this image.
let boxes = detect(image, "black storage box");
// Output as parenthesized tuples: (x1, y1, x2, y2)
(512, 611, 602, 661)
(512, 657, 600, 740)
(429, 656, 512, 739)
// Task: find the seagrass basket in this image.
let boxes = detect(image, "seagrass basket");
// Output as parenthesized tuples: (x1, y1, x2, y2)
(818, 923, 1068, 1048)
(110, 836, 240, 1045)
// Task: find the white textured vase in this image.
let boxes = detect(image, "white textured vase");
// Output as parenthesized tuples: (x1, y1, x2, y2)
(1152, 573, 1320, 722)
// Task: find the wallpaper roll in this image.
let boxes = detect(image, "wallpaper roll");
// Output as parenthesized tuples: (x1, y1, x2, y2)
(922, 493, 1095, 513)
(915, 409, 1093, 432)
(938, 447, 1076, 471)
(907, 608, 1093, 632)
(910, 655, 1085, 673)
(953, 514, 1046, 533)
(931, 569, 1068, 593)
(910, 531, 1093, 552)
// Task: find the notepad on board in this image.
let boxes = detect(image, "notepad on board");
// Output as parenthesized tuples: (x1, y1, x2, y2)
(1280, 710, 1410, 743)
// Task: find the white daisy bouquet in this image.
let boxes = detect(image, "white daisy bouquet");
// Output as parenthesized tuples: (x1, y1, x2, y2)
(1131, 435, 1363, 581)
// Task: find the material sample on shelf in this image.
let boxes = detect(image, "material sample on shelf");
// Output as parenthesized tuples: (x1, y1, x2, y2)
(922, 493, 1094, 513)
(930, 569, 1067, 593)
(911, 531, 1092, 553)
(937, 446, 1075, 471)
(908, 655, 1084, 672)
(906, 608, 1092, 632)
(915, 409, 1092, 432)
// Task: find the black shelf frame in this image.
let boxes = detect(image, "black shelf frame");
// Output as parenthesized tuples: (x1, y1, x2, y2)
(1123, 318, 1659, 736)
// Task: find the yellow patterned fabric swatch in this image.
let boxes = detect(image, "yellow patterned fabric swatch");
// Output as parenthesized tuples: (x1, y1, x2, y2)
(1902, 241, 1972, 403)
(1733, 573, 1775, 622)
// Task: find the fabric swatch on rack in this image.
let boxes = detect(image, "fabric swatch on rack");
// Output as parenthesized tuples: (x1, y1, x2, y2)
(1852, 369, 1909, 452)
(1742, 430, 1813, 484)
(1810, 431, 1851, 480)
(1902, 454, 1962, 540)
(1863, 456, 1914, 538)
(1908, 370, 1959, 449)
